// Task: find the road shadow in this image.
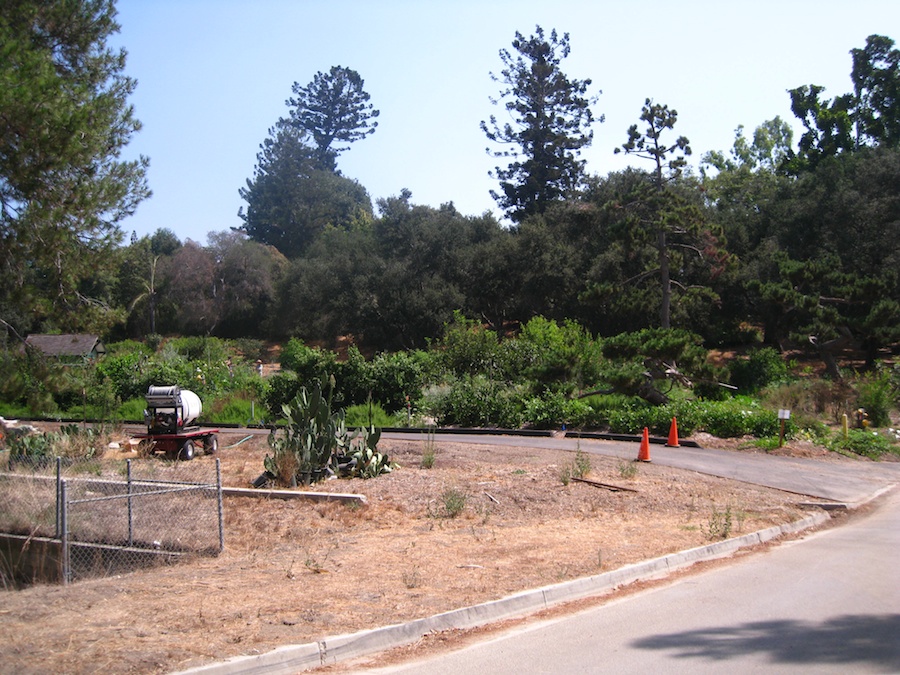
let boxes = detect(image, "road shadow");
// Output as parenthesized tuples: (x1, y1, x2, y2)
(631, 614, 900, 669)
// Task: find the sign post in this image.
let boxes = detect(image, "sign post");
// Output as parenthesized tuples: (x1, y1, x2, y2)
(778, 409, 791, 448)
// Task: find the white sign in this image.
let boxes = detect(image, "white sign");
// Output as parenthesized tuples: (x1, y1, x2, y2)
(778, 409, 791, 420)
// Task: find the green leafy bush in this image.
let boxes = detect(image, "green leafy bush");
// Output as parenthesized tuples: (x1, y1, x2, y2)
(433, 312, 501, 377)
(503, 316, 603, 390)
(827, 428, 897, 459)
(856, 371, 893, 427)
(118, 397, 147, 422)
(264, 371, 301, 419)
(94, 350, 146, 401)
(168, 336, 230, 364)
(144, 334, 164, 352)
(665, 400, 705, 436)
(0, 402, 31, 419)
(588, 396, 776, 438)
(427, 376, 524, 428)
(367, 350, 434, 412)
(92, 339, 261, 413)
(606, 404, 673, 435)
(205, 395, 256, 425)
(105, 339, 153, 357)
(699, 399, 782, 438)
(230, 338, 267, 362)
(344, 401, 394, 427)
(523, 390, 592, 429)
(279, 338, 337, 385)
(729, 347, 790, 393)
(333, 346, 373, 408)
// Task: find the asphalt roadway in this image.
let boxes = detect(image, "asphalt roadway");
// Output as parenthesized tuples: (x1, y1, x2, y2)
(383, 431, 900, 505)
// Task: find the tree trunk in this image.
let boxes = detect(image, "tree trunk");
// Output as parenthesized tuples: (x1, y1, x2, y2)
(638, 381, 670, 406)
(658, 227, 670, 329)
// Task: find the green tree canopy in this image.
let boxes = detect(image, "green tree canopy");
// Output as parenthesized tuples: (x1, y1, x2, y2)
(785, 34, 900, 173)
(207, 231, 287, 339)
(850, 35, 900, 148)
(759, 147, 900, 366)
(481, 26, 601, 223)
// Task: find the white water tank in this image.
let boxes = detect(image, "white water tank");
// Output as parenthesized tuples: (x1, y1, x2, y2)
(145, 385, 203, 427)
(179, 389, 202, 426)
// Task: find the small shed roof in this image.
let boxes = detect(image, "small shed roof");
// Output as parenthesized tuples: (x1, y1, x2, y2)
(24, 334, 106, 358)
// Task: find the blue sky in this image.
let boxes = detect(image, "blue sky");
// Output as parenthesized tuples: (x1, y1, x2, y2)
(112, 0, 900, 244)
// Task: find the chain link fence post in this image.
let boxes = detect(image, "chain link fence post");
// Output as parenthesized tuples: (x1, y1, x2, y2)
(127, 459, 134, 547)
(55, 457, 62, 538)
(216, 458, 224, 553)
(59, 479, 69, 586)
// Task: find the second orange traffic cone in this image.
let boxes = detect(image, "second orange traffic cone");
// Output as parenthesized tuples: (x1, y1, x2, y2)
(637, 426, 651, 462)
(666, 417, 680, 447)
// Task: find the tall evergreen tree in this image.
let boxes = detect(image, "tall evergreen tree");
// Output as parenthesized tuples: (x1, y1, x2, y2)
(286, 66, 379, 170)
(0, 0, 150, 335)
(238, 124, 373, 258)
(481, 26, 601, 223)
(613, 99, 718, 330)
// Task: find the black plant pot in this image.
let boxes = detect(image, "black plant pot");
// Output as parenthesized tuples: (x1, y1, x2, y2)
(251, 471, 276, 488)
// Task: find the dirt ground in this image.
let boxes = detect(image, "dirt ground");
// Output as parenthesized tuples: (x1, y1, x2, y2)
(0, 428, 847, 674)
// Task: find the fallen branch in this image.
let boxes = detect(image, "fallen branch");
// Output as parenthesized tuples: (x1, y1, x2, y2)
(572, 476, 639, 493)
(484, 492, 500, 504)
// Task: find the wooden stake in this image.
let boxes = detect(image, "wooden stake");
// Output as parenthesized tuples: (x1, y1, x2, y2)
(572, 477, 639, 493)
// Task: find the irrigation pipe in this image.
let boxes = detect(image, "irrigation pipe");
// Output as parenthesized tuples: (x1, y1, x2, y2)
(223, 435, 254, 449)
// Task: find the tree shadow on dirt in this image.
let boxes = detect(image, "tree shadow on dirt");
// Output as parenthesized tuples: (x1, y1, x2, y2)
(631, 614, 900, 669)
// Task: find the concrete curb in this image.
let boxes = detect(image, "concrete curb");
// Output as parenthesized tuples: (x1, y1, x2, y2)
(174, 511, 830, 675)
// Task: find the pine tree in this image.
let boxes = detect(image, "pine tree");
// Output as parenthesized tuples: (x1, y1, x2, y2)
(0, 0, 149, 334)
(481, 26, 601, 223)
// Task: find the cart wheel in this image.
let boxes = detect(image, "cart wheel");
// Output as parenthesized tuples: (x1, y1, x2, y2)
(204, 435, 218, 455)
(178, 440, 195, 461)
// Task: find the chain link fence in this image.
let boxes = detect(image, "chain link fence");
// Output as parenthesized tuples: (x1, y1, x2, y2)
(0, 454, 223, 586)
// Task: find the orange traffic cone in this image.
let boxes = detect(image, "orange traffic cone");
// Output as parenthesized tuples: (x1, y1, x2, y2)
(637, 426, 652, 462)
(666, 417, 680, 447)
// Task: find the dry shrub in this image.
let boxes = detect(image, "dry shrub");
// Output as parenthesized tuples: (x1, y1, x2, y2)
(762, 380, 855, 423)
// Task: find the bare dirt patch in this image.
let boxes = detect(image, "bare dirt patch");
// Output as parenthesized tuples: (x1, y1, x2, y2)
(0, 429, 827, 674)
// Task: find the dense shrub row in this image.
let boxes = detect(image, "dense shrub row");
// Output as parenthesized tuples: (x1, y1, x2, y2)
(1, 318, 897, 455)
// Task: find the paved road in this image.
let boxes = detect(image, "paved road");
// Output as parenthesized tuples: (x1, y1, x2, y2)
(384, 431, 900, 505)
(356, 487, 900, 674)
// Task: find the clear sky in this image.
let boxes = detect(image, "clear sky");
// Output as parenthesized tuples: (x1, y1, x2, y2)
(112, 0, 900, 245)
